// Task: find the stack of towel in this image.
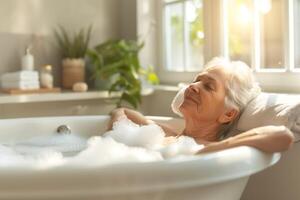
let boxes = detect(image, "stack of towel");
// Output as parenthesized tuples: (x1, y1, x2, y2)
(1, 71, 40, 90)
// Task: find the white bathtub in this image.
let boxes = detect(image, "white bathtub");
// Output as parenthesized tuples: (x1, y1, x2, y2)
(0, 115, 280, 200)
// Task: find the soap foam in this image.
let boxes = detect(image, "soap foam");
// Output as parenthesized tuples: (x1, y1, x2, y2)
(0, 119, 203, 168)
(67, 137, 163, 167)
(104, 118, 165, 149)
(0, 145, 64, 168)
(159, 136, 203, 158)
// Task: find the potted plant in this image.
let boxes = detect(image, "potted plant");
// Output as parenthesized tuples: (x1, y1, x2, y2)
(54, 25, 92, 89)
(87, 39, 159, 108)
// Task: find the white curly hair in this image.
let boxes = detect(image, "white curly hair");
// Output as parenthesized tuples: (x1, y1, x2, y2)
(202, 57, 261, 138)
(203, 57, 261, 112)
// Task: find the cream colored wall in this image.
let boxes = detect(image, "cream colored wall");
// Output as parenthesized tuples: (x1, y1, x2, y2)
(0, 0, 121, 86)
(120, 0, 137, 40)
(0, 0, 120, 38)
(141, 90, 178, 117)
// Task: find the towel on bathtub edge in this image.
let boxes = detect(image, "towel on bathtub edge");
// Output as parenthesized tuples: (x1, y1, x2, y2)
(232, 92, 300, 141)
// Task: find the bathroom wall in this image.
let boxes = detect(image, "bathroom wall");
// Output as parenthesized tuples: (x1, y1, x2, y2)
(120, 0, 137, 40)
(0, 0, 121, 86)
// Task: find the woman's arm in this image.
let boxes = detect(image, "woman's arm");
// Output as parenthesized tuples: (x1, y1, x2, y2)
(107, 107, 179, 136)
(107, 108, 154, 129)
(198, 126, 294, 154)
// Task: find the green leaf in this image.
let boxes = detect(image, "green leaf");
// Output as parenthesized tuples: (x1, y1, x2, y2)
(83, 24, 93, 56)
(86, 38, 157, 108)
(121, 92, 138, 108)
(109, 77, 127, 93)
(54, 25, 92, 58)
(99, 60, 124, 76)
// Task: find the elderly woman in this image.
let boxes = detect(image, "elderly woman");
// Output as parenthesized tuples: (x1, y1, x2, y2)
(108, 57, 294, 153)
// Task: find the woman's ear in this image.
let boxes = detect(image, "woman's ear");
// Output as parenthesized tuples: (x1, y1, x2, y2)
(218, 109, 239, 124)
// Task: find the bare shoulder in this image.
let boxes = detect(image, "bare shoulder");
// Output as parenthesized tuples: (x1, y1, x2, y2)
(155, 122, 181, 137)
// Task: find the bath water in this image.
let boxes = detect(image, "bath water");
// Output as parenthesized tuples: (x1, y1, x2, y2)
(0, 119, 203, 168)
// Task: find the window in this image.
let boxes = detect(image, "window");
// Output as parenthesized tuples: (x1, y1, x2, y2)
(159, 0, 300, 91)
(259, 0, 285, 69)
(294, 0, 300, 69)
(225, 0, 253, 66)
(224, 0, 286, 71)
(162, 0, 293, 72)
(163, 0, 205, 71)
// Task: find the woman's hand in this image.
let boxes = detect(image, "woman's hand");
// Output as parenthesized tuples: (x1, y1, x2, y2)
(107, 108, 127, 131)
(107, 107, 180, 137)
(107, 107, 154, 131)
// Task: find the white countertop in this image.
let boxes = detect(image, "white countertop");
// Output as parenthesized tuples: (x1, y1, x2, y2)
(0, 85, 180, 104)
(0, 89, 153, 104)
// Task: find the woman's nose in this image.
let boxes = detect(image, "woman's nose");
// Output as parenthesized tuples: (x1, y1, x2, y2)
(188, 83, 200, 93)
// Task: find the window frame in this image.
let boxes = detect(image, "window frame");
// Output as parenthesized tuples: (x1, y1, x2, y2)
(155, 0, 300, 92)
(162, 0, 206, 72)
(157, 0, 219, 84)
(251, 0, 300, 93)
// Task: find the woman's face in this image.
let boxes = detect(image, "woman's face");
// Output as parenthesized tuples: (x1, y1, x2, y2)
(179, 68, 229, 123)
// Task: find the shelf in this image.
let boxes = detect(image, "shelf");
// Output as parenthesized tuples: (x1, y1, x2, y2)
(0, 88, 155, 104)
(151, 84, 180, 92)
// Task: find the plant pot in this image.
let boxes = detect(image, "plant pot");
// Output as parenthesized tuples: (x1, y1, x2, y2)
(62, 58, 85, 89)
(94, 77, 110, 90)
(94, 74, 118, 90)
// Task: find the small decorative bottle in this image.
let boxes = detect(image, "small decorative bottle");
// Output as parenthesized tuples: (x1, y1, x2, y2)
(40, 65, 53, 89)
(22, 46, 34, 71)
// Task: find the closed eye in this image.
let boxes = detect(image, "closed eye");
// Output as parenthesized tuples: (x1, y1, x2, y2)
(204, 83, 214, 91)
(192, 75, 202, 83)
(193, 74, 217, 91)
(192, 78, 200, 83)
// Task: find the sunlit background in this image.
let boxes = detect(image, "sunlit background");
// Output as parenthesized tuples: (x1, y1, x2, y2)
(163, 0, 295, 71)
(164, 0, 204, 71)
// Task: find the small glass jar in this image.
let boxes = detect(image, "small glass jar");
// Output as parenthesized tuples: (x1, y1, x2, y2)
(40, 65, 53, 88)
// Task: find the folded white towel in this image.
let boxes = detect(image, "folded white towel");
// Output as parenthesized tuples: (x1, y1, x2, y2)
(1, 71, 39, 82)
(1, 80, 40, 89)
(171, 86, 186, 117)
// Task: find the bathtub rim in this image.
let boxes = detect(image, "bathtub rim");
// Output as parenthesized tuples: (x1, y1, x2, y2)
(0, 115, 281, 194)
